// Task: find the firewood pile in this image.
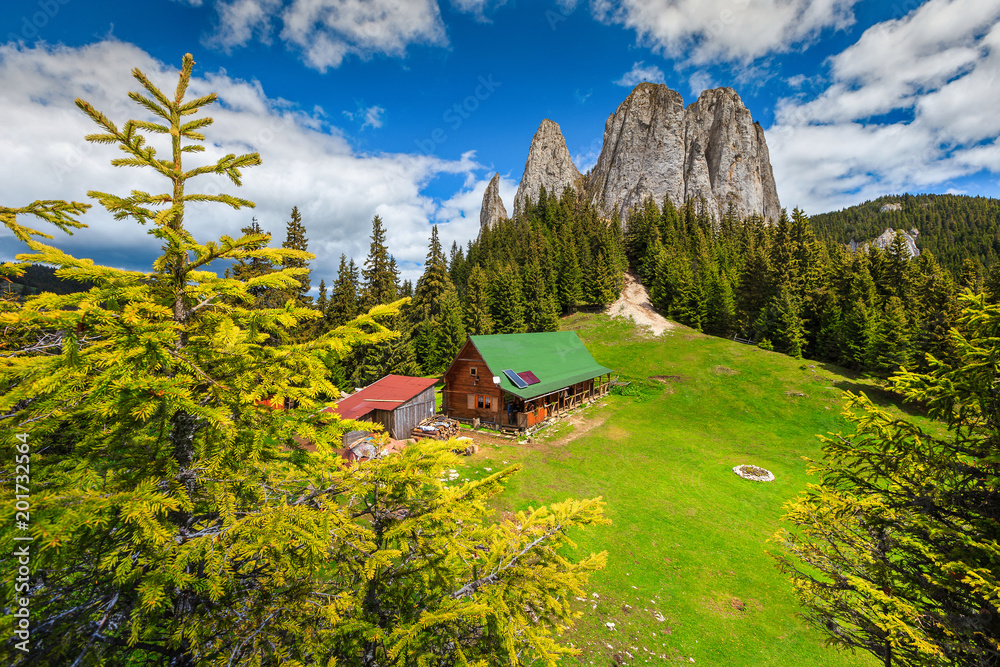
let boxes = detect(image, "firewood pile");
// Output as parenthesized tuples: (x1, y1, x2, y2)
(410, 415, 460, 440)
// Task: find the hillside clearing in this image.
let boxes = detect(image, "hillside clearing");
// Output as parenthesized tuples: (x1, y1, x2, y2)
(457, 313, 935, 666)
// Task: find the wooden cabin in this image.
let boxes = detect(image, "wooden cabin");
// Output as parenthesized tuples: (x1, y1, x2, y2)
(323, 375, 438, 440)
(442, 332, 612, 431)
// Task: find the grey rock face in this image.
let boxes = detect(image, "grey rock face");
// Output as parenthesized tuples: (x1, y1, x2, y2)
(479, 172, 508, 231)
(588, 83, 687, 221)
(513, 119, 583, 213)
(588, 83, 781, 224)
(850, 227, 920, 257)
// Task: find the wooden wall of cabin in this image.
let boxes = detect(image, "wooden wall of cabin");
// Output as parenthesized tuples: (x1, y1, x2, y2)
(443, 341, 502, 424)
(382, 386, 436, 439)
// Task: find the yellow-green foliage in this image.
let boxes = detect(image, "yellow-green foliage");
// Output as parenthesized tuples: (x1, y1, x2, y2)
(0, 54, 606, 666)
(776, 293, 1000, 666)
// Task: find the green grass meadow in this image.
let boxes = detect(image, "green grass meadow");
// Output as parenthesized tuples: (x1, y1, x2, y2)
(457, 313, 933, 666)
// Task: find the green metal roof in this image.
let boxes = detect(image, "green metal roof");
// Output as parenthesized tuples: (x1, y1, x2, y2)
(469, 332, 612, 400)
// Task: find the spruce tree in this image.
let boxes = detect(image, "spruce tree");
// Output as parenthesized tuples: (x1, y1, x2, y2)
(231, 217, 281, 309)
(327, 254, 359, 327)
(463, 263, 494, 335)
(555, 236, 583, 313)
(777, 294, 1000, 666)
(410, 225, 466, 374)
(490, 263, 526, 334)
(869, 295, 913, 375)
(2, 57, 612, 666)
(282, 205, 312, 306)
(317, 278, 328, 313)
(913, 251, 959, 372)
(360, 215, 397, 308)
(884, 230, 915, 303)
(584, 248, 620, 307)
(736, 241, 772, 336)
(704, 269, 736, 337)
(522, 259, 560, 332)
(0, 54, 400, 664)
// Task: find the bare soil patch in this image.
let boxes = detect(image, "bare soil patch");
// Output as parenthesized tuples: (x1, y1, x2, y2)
(714, 365, 739, 376)
(650, 374, 687, 383)
(538, 402, 612, 449)
(606, 271, 674, 337)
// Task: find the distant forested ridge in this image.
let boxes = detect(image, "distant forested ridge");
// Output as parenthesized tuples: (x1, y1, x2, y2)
(810, 193, 1000, 275)
(2, 263, 95, 297)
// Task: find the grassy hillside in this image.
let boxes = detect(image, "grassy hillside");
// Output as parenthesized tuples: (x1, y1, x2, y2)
(458, 314, 936, 666)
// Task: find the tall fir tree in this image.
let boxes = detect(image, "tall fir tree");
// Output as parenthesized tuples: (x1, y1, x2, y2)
(327, 254, 360, 328)
(555, 236, 583, 313)
(282, 205, 312, 306)
(410, 226, 466, 374)
(703, 269, 736, 337)
(361, 215, 397, 309)
(489, 263, 527, 334)
(869, 295, 913, 375)
(584, 248, 620, 306)
(463, 264, 494, 336)
(231, 218, 282, 309)
(777, 295, 1000, 667)
(522, 259, 560, 332)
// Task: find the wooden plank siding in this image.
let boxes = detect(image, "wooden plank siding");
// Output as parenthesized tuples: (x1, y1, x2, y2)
(442, 340, 504, 425)
(368, 386, 436, 439)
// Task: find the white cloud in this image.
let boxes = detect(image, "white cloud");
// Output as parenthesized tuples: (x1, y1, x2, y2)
(688, 70, 715, 97)
(614, 60, 665, 87)
(361, 105, 385, 130)
(593, 0, 859, 64)
(207, 0, 282, 50)
(449, 0, 508, 22)
(0, 41, 487, 284)
(202, 0, 448, 70)
(279, 0, 447, 72)
(768, 0, 1000, 213)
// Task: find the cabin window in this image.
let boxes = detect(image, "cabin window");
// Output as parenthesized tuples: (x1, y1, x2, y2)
(470, 366, 477, 376)
(477, 394, 492, 410)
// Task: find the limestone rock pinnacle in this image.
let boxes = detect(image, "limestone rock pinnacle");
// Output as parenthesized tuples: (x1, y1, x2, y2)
(513, 119, 583, 213)
(587, 83, 781, 223)
(479, 172, 508, 231)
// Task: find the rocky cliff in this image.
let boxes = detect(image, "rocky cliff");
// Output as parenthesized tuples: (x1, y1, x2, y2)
(849, 227, 920, 257)
(479, 172, 508, 231)
(483, 82, 781, 226)
(589, 83, 780, 223)
(513, 119, 583, 213)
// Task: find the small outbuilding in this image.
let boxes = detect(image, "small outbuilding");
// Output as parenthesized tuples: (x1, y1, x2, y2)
(442, 332, 612, 431)
(324, 374, 438, 440)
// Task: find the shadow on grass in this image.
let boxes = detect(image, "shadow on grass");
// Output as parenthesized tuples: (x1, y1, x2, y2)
(815, 362, 929, 419)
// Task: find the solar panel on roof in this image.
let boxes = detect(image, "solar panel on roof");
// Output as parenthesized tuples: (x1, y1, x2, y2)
(517, 371, 540, 386)
(502, 369, 528, 389)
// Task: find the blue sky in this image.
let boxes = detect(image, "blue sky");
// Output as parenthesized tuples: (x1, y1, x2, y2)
(2, 0, 999, 284)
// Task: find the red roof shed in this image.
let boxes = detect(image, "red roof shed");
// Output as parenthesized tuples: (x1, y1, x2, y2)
(324, 375, 438, 439)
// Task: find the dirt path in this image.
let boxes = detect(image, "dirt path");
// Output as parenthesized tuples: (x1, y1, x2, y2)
(606, 271, 674, 336)
(542, 401, 612, 448)
(458, 400, 612, 451)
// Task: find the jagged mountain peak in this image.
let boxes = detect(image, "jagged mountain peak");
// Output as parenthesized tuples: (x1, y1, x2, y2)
(479, 172, 508, 232)
(513, 119, 583, 214)
(480, 82, 781, 228)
